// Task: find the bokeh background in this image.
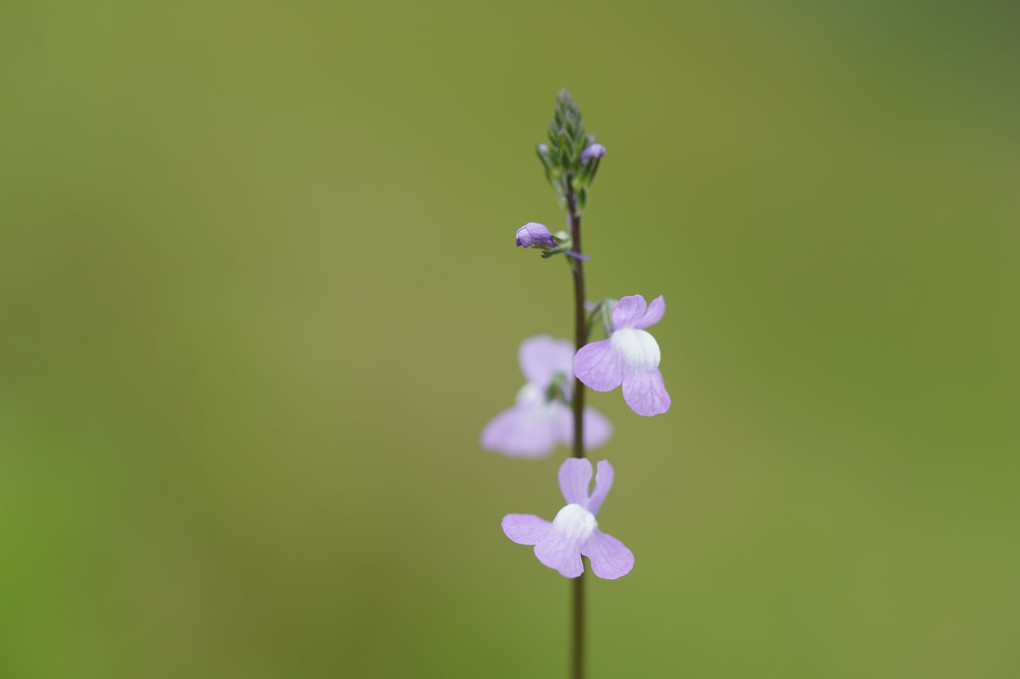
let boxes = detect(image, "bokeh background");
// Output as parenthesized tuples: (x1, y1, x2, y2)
(2, 1, 1018, 677)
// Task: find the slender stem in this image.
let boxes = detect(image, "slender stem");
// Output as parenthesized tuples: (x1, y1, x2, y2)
(565, 178, 586, 679)
(572, 575, 585, 679)
(565, 182, 586, 460)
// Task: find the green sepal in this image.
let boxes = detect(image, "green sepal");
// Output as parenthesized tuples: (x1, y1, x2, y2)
(586, 298, 618, 338)
(540, 243, 571, 258)
(536, 144, 551, 169)
(545, 371, 570, 405)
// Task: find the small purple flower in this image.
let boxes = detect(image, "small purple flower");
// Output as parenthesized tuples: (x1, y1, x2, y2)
(481, 336, 612, 457)
(580, 143, 606, 163)
(574, 294, 671, 417)
(502, 458, 634, 579)
(515, 222, 556, 249)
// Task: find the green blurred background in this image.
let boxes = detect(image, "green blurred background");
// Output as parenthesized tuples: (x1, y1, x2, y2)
(1, 1, 1018, 677)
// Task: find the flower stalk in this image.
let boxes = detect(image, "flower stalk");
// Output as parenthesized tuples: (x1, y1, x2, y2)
(490, 88, 667, 679)
(565, 179, 586, 679)
(555, 88, 596, 679)
(566, 181, 586, 461)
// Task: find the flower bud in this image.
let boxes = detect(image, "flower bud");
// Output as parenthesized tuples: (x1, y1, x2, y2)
(515, 222, 556, 249)
(580, 143, 606, 164)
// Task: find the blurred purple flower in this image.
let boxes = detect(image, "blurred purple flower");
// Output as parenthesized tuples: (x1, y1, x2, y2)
(481, 336, 612, 457)
(515, 222, 556, 249)
(502, 458, 634, 579)
(580, 143, 606, 163)
(574, 294, 671, 416)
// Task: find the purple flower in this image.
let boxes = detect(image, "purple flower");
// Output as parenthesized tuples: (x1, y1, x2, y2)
(502, 458, 634, 579)
(515, 222, 556, 249)
(574, 294, 671, 417)
(481, 336, 612, 457)
(580, 143, 606, 163)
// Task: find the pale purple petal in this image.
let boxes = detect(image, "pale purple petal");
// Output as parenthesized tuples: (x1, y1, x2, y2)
(580, 143, 606, 163)
(480, 404, 561, 457)
(633, 295, 665, 330)
(555, 406, 612, 451)
(558, 458, 593, 506)
(611, 294, 648, 330)
(502, 514, 551, 546)
(553, 402, 575, 447)
(516, 222, 555, 248)
(574, 339, 623, 392)
(534, 530, 585, 578)
(581, 529, 634, 579)
(621, 367, 671, 416)
(519, 335, 575, 388)
(586, 460, 614, 516)
(582, 408, 613, 451)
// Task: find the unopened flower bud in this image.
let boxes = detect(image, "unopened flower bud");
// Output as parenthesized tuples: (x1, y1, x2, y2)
(581, 143, 606, 163)
(515, 222, 556, 249)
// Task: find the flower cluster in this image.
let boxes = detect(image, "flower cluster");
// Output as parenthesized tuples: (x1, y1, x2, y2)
(484, 295, 671, 430)
(485, 90, 673, 584)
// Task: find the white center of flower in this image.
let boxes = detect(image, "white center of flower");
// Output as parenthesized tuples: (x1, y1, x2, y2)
(515, 383, 545, 407)
(551, 503, 597, 543)
(610, 328, 661, 369)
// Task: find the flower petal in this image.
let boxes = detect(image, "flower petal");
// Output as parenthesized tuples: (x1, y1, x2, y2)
(556, 407, 612, 451)
(502, 514, 551, 546)
(574, 339, 623, 392)
(519, 335, 576, 388)
(558, 458, 593, 506)
(534, 527, 585, 578)
(580, 143, 606, 163)
(581, 529, 634, 579)
(611, 294, 648, 330)
(552, 402, 576, 447)
(610, 328, 660, 371)
(582, 407, 613, 450)
(633, 295, 665, 330)
(586, 460, 614, 516)
(515, 222, 555, 248)
(480, 404, 561, 457)
(621, 367, 671, 416)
